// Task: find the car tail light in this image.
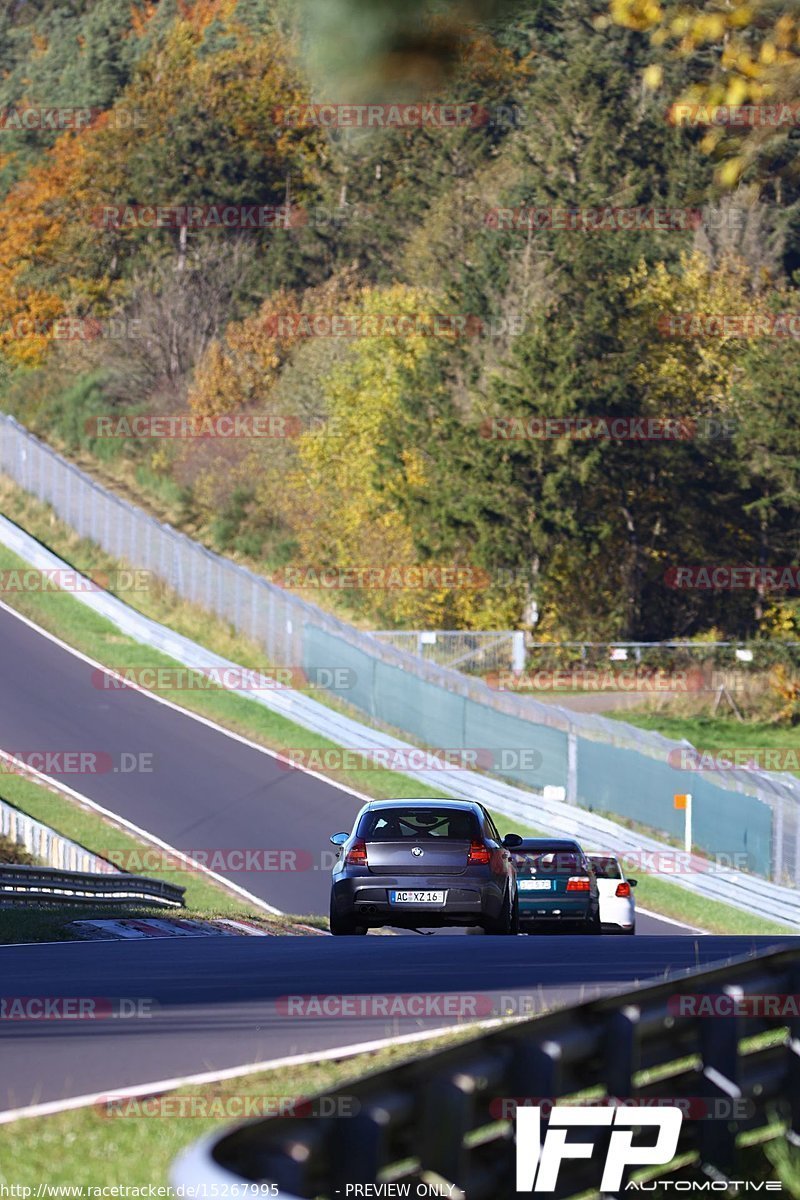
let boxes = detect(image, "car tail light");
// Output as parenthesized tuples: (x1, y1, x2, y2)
(566, 876, 590, 891)
(345, 838, 368, 867)
(467, 840, 491, 865)
(615, 881, 631, 898)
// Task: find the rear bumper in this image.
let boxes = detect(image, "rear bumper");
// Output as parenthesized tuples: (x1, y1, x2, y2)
(519, 895, 593, 926)
(331, 874, 505, 926)
(599, 896, 636, 930)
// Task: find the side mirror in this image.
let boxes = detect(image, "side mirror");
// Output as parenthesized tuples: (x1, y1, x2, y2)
(502, 833, 523, 848)
(628, 878, 638, 887)
(329, 832, 349, 846)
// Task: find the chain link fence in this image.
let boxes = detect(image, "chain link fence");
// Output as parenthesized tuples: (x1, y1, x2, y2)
(369, 630, 525, 673)
(2, 412, 800, 887)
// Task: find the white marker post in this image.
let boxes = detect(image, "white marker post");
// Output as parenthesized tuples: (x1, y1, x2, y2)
(674, 793, 693, 854)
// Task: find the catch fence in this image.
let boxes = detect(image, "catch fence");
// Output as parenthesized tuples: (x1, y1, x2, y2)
(2, 413, 800, 885)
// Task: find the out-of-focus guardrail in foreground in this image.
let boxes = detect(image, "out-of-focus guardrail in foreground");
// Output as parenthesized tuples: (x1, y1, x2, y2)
(173, 944, 800, 1199)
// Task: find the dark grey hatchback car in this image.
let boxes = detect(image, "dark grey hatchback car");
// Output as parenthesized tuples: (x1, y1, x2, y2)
(328, 799, 522, 935)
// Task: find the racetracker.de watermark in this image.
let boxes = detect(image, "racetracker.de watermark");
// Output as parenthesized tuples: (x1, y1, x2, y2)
(272, 564, 491, 589)
(263, 313, 522, 338)
(0, 751, 154, 775)
(659, 313, 800, 338)
(90, 666, 356, 692)
(484, 207, 701, 232)
(99, 848, 330, 874)
(478, 416, 737, 440)
(89, 203, 378, 231)
(0, 106, 139, 132)
(490, 1096, 755, 1121)
(89, 204, 306, 230)
(668, 102, 800, 128)
(486, 668, 704, 693)
(668, 747, 800, 773)
(665, 565, 800, 590)
(97, 1092, 360, 1119)
(276, 993, 494, 1018)
(272, 102, 492, 128)
(5, 317, 146, 341)
(84, 414, 304, 439)
(0, 568, 151, 592)
(84, 411, 407, 439)
(668, 992, 800, 1017)
(593, 850, 753, 875)
(277, 747, 543, 773)
(0, 997, 153, 1020)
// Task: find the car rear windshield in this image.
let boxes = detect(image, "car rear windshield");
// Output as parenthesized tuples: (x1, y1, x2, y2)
(512, 850, 584, 873)
(357, 808, 480, 841)
(589, 856, 623, 879)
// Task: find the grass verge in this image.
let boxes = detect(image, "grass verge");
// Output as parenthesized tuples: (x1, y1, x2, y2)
(609, 709, 800, 778)
(0, 770, 327, 943)
(0, 480, 794, 937)
(0, 479, 447, 803)
(1, 1023, 797, 1191)
(0, 1026, 486, 1184)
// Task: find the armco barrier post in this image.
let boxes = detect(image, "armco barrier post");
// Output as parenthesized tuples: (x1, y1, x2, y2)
(773, 791, 784, 884)
(567, 728, 578, 803)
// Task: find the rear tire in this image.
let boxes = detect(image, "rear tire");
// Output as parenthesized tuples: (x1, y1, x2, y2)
(582, 907, 602, 935)
(329, 895, 368, 936)
(485, 886, 516, 935)
(510, 890, 520, 935)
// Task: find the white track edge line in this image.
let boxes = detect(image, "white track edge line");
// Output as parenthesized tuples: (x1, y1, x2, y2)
(0, 598, 376, 809)
(636, 905, 708, 934)
(0, 605, 705, 937)
(0, 1020, 507, 1125)
(0, 744, 283, 917)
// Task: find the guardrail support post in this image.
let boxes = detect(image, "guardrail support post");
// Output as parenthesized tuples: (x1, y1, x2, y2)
(566, 730, 578, 804)
(512, 631, 525, 674)
(421, 1074, 475, 1183)
(335, 1108, 389, 1188)
(788, 961, 800, 1147)
(773, 794, 785, 884)
(696, 992, 740, 1176)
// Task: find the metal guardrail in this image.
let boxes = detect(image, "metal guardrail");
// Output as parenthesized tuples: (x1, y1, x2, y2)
(0, 864, 185, 908)
(173, 945, 800, 1199)
(370, 630, 526, 673)
(3, 412, 800, 887)
(1, 513, 800, 926)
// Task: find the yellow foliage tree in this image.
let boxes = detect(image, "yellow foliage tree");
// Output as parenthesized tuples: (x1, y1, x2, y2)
(607, 0, 800, 184)
(0, 134, 90, 365)
(284, 284, 515, 628)
(618, 250, 776, 419)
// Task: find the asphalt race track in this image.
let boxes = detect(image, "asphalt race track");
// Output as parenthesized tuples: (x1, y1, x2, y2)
(1, 603, 797, 1115)
(1, 934, 795, 1113)
(0, 603, 363, 915)
(0, 604, 695, 925)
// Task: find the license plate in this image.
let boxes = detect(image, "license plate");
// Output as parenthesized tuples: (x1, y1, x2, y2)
(389, 890, 446, 904)
(519, 880, 552, 890)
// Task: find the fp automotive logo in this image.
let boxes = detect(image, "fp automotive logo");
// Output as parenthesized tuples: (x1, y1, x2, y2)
(515, 1106, 683, 1192)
